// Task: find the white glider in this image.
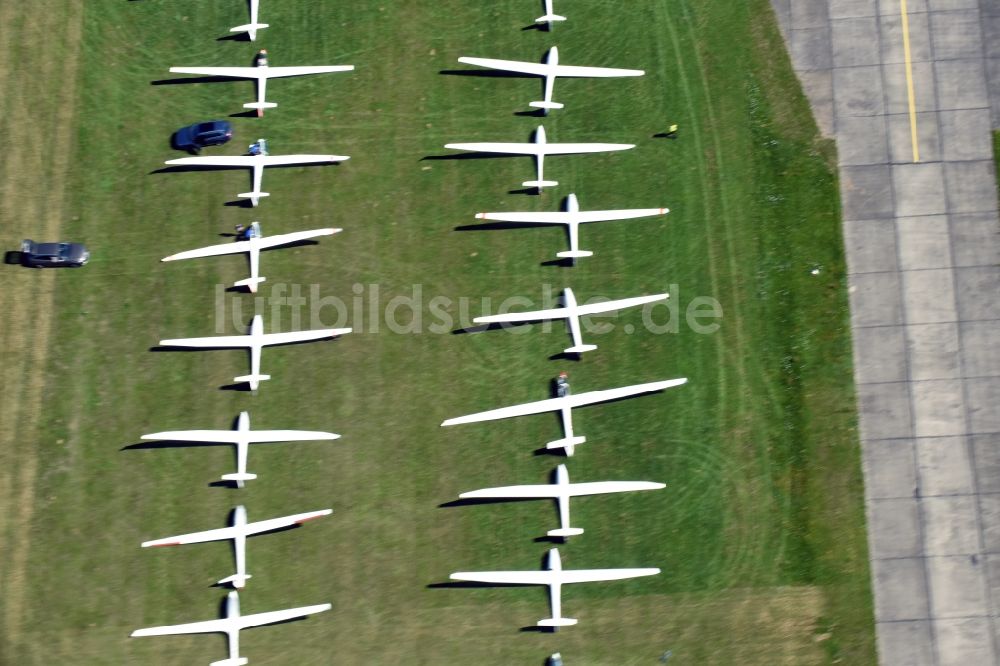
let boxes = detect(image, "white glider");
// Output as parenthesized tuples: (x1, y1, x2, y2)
(472, 287, 668, 355)
(475, 193, 669, 260)
(141, 411, 340, 488)
(537, 0, 566, 26)
(459, 464, 664, 538)
(158, 314, 351, 391)
(131, 590, 330, 666)
(232, 0, 268, 41)
(168, 60, 354, 117)
(450, 547, 659, 628)
(142, 505, 331, 588)
(162, 227, 340, 293)
(164, 151, 349, 207)
(458, 47, 643, 112)
(441, 377, 687, 455)
(444, 125, 633, 191)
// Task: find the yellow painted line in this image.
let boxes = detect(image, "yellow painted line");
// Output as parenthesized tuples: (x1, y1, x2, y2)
(900, 0, 920, 162)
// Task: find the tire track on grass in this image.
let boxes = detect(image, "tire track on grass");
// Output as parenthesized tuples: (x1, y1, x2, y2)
(654, 0, 727, 452)
(0, 0, 84, 653)
(652, 0, 778, 591)
(650, 0, 790, 588)
(677, 0, 793, 581)
(652, 1, 777, 586)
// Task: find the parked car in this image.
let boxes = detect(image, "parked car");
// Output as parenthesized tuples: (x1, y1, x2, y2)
(173, 120, 232, 153)
(20, 240, 89, 267)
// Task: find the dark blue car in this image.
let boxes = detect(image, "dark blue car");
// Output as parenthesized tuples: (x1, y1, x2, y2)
(20, 240, 89, 267)
(173, 121, 232, 154)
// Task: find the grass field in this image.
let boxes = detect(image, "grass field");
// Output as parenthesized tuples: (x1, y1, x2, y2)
(0, 1, 874, 664)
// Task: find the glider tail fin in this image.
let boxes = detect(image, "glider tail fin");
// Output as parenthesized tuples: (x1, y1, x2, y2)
(231, 22, 269, 40)
(545, 435, 586, 456)
(244, 101, 278, 117)
(237, 191, 269, 207)
(217, 573, 252, 588)
(210, 658, 249, 666)
(537, 617, 577, 628)
(563, 344, 598, 354)
(536, 14, 567, 23)
(220, 472, 258, 487)
(233, 276, 266, 293)
(547, 527, 584, 538)
(529, 101, 565, 110)
(522, 180, 559, 189)
(234, 374, 271, 390)
(556, 250, 593, 259)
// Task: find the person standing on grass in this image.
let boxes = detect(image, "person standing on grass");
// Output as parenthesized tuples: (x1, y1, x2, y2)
(555, 371, 570, 397)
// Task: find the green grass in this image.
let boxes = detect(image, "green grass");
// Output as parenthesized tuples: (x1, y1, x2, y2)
(1, 1, 874, 664)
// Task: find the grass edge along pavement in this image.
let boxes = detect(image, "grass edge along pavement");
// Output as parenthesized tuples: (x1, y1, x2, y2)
(743, 5, 874, 662)
(3, 1, 874, 664)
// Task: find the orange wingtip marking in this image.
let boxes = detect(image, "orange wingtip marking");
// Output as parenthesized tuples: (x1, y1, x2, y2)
(295, 515, 325, 524)
(151, 542, 182, 547)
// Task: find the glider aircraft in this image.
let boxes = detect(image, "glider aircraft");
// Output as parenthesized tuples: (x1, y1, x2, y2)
(450, 547, 659, 628)
(444, 125, 633, 192)
(472, 287, 668, 355)
(475, 193, 669, 261)
(131, 590, 330, 666)
(158, 314, 352, 391)
(168, 56, 355, 117)
(459, 464, 664, 538)
(458, 47, 643, 113)
(162, 226, 341, 293)
(141, 411, 340, 488)
(142, 505, 331, 589)
(164, 149, 349, 207)
(441, 377, 687, 455)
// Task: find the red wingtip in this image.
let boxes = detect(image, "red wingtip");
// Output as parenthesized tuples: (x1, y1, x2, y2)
(151, 541, 182, 547)
(295, 515, 324, 524)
